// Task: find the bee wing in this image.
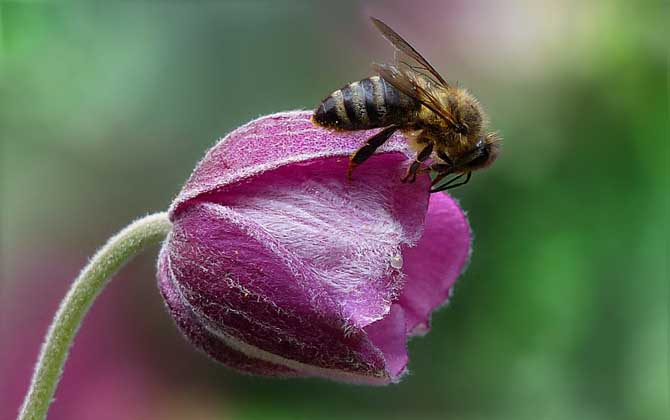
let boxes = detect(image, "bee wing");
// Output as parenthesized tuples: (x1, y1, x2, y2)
(372, 63, 458, 127)
(370, 17, 449, 87)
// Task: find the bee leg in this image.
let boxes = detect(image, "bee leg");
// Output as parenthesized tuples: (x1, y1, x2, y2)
(430, 172, 472, 193)
(427, 163, 450, 176)
(401, 142, 433, 183)
(425, 163, 452, 187)
(436, 151, 455, 167)
(348, 125, 398, 180)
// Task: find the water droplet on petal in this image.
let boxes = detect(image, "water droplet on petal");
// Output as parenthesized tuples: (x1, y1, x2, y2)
(390, 253, 403, 270)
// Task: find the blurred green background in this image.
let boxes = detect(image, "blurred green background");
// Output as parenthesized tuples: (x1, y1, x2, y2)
(1, 1, 667, 419)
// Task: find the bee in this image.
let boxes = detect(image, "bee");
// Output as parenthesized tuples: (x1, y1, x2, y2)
(312, 17, 500, 192)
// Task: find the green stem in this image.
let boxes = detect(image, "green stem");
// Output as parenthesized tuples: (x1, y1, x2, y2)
(18, 212, 172, 420)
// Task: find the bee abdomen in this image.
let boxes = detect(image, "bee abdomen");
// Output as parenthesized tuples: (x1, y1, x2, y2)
(313, 76, 418, 130)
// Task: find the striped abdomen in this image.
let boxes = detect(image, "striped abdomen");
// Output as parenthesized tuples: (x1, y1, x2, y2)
(313, 75, 420, 130)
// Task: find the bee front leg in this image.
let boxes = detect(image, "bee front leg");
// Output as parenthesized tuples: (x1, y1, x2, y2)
(430, 171, 472, 193)
(348, 125, 398, 180)
(428, 163, 451, 187)
(401, 142, 434, 183)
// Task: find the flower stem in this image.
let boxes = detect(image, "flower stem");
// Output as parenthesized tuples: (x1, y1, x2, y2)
(18, 212, 172, 420)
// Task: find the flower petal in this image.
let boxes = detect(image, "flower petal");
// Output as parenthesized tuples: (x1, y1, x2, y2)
(170, 111, 412, 217)
(399, 193, 472, 335)
(363, 304, 409, 380)
(158, 247, 298, 377)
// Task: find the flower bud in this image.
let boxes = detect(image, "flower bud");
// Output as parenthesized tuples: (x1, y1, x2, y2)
(157, 111, 471, 384)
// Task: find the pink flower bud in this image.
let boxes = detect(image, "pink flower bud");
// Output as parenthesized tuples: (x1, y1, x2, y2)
(157, 111, 471, 384)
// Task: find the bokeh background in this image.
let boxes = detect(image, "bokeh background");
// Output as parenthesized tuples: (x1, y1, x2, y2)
(1, 1, 667, 419)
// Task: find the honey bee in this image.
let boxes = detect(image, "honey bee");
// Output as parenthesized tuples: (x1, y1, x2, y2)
(312, 17, 500, 192)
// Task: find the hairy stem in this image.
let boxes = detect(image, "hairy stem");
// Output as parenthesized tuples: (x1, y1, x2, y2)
(18, 212, 172, 420)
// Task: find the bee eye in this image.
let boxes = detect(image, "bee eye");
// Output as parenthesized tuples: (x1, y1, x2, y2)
(455, 123, 467, 134)
(468, 149, 488, 167)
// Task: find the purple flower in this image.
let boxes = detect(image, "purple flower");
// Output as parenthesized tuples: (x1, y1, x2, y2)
(157, 111, 471, 384)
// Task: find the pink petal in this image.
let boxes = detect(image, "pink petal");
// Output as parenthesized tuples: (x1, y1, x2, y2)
(399, 193, 472, 335)
(170, 111, 412, 217)
(158, 247, 298, 377)
(363, 304, 409, 380)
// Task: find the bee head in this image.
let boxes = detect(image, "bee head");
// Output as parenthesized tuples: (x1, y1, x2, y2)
(462, 133, 501, 171)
